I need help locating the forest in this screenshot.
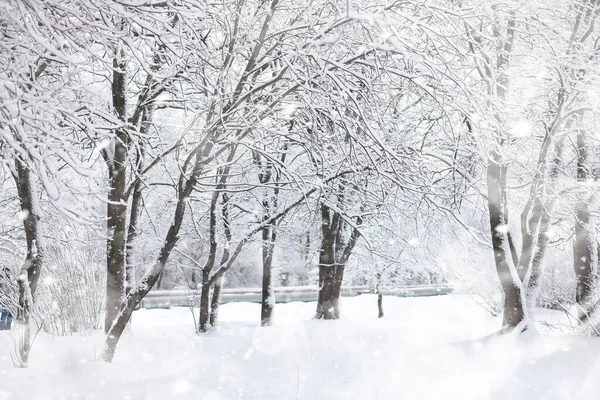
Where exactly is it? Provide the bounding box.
[1,0,600,398]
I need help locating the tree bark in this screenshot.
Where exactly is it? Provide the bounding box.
[486,153,527,330]
[101,137,216,361]
[198,193,217,333]
[316,204,340,319]
[209,192,232,328]
[125,107,152,293]
[104,45,129,333]
[573,132,596,306]
[315,204,362,320]
[14,159,44,299]
[14,274,32,367]
[13,159,44,368]
[198,269,212,333]
[573,200,595,305]
[261,227,276,326]
[101,149,351,361]
[198,150,236,332]
[377,293,384,318]
[209,274,224,327]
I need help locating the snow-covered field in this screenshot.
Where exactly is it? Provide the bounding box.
[1,294,599,400]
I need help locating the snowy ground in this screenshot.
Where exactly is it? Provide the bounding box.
[1,294,599,400]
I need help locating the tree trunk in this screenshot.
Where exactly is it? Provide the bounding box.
[13,159,44,368]
[105,155,128,333]
[209,275,224,327]
[315,203,362,320]
[102,177,196,361]
[125,105,154,293]
[525,205,552,308]
[125,154,144,294]
[102,134,216,362]
[377,293,384,318]
[197,190,219,333]
[198,269,211,333]
[208,191,233,328]
[486,153,527,330]
[14,159,44,298]
[261,226,276,326]
[316,204,341,319]
[105,48,128,334]
[573,132,596,306]
[316,264,340,319]
[574,199,596,305]
[14,274,32,368]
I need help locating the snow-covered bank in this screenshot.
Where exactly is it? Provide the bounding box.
[1,294,598,400]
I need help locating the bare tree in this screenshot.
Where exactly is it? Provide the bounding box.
[462,0,600,330]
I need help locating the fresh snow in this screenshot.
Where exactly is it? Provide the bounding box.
[1,294,599,400]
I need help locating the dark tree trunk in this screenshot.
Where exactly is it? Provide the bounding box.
[315,204,362,320]
[198,269,212,333]
[102,143,334,360]
[377,293,384,318]
[105,142,128,333]
[105,49,128,334]
[316,264,340,319]
[198,154,234,332]
[316,204,341,319]
[102,138,216,362]
[209,275,224,327]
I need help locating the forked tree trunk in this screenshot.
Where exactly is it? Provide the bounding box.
[198,154,235,333]
[486,153,527,330]
[315,204,362,320]
[198,192,217,333]
[102,148,341,361]
[102,136,215,362]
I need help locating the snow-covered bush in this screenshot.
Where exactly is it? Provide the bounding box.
[441,233,503,317]
[536,249,576,309]
[36,242,105,336]
[0,265,19,321]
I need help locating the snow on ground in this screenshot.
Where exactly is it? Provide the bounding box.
[1,294,599,400]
